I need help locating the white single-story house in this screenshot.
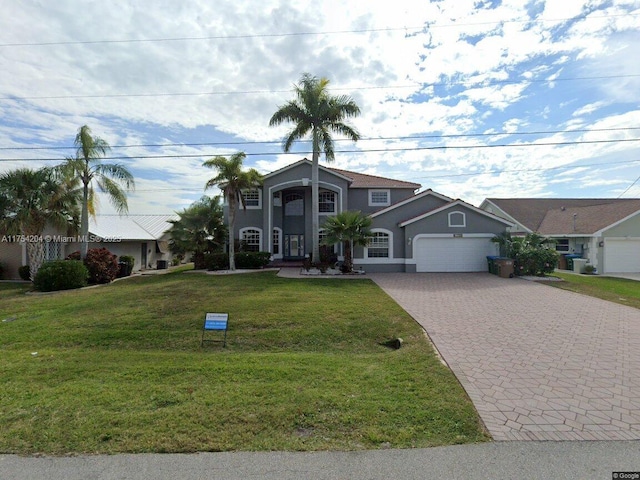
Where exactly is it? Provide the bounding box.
[0,214,178,280]
[480,198,640,274]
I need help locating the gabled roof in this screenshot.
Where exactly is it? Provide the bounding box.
[262,158,421,189]
[89,214,179,241]
[399,199,514,227]
[485,198,640,235]
[370,189,452,218]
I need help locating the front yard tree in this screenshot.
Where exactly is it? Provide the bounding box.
[203,152,262,271]
[321,210,372,273]
[269,73,361,263]
[167,195,227,269]
[61,125,135,259]
[0,167,81,280]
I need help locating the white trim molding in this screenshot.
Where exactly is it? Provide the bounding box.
[239,226,263,251]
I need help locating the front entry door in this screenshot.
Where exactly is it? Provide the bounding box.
[284,234,305,259]
[141,242,147,270]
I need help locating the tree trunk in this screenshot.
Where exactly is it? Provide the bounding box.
[228,193,236,271]
[344,240,352,273]
[80,180,89,259]
[26,238,45,281]
[311,136,320,263]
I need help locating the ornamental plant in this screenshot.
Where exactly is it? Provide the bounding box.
[84,247,119,284]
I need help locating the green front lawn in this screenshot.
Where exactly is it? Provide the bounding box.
[0,271,487,454]
[545,272,640,310]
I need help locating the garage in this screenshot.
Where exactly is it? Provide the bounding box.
[414,236,498,272]
[604,238,640,273]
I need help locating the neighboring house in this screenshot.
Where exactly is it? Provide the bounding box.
[0,214,177,279]
[229,158,512,272]
[480,198,640,274]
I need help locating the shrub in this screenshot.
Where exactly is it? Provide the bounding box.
[18,265,31,281]
[85,248,119,284]
[235,251,271,269]
[117,255,135,277]
[33,260,88,292]
[514,248,559,276]
[205,252,229,271]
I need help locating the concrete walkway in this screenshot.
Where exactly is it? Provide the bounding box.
[369,272,640,441]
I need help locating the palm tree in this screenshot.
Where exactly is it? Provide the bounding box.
[167,195,227,269]
[0,167,81,280]
[203,152,263,271]
[61,125,135,258]
[321,210,372,273]
[269,73,361,263]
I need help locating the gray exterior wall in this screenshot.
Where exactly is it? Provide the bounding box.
[0,242,24,280]
[347,187,418,215]
[601,213,640,237]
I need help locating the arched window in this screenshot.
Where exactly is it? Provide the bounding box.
[284,193,304,216]
[240,227,262,252]
[367,230,392,258]
[319,191,336,214]
[448,211,466,227]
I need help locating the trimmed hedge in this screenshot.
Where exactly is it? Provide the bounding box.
[34,260,88,292]
[235,251,271,269]
[203,251,271,270]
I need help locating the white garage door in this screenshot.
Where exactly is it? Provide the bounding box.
[604,238,640,273]
[415,236,498,272]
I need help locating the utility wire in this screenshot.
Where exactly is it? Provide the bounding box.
[3,74,639,101]
[122,158,640,193]
[1,138,639,162]
[1,127,638,151]
[0,13,636,47]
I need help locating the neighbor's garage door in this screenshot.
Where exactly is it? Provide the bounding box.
[415,236,498,272]
[604,238,640,273]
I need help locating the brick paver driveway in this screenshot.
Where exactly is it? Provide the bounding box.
[369,273,640,441]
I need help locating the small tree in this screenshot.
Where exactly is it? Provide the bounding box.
[321,210,372,273]
[167,196,227,269]
[493,232,559,276]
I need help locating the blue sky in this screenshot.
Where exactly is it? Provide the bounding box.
[1,0,639,215]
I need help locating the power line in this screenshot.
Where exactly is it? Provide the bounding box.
[1,127,638,151]
[0,13,635,48]
[1,138,639,162]
[122,158,640,193]
[3,74,639,102]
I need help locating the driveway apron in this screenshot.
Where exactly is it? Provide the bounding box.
[369,273,640,441]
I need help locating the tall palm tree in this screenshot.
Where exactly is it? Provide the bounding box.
[203,152,263,271]
[0,167,81,280]
[61,125,135,258]
[321,210,372,273]
[269,73,361,263]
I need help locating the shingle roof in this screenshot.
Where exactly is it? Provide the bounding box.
[487,198,640,234]
[328,167,421,189]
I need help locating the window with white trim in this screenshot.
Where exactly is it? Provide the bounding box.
[369,189,390,207]
[241,189,261,209]
[273,228,281,255]
[44,241,63,262]
[556,238,569,252]
[367,231,390,258]
[319,191,336,214]
[448,211,466,227]
[240,228,261,252]
[284,193,304,216]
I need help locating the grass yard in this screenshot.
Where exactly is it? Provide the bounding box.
[545,272,640,310]
[0,270,488,454]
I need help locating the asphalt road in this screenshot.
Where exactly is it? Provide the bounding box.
[2,442,639,480]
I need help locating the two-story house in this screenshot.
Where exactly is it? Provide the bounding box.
[229,159,512,273]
